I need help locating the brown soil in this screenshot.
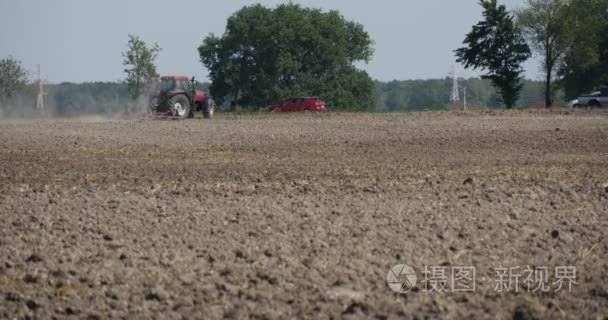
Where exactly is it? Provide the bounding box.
[0,110,607,319]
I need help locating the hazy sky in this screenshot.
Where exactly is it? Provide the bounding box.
[0,0,539,83]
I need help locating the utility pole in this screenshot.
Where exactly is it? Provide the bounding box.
[35,64,46,114]
[449,64,460,104]
[463,87,467,111]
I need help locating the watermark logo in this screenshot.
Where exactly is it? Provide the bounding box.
[387,264,578,294]
[387,264,417,293]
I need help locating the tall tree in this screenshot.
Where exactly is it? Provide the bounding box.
[122,35,161,101]
[455,0,531,109]
[0,56,28,110]
[517,0,570,107]
[558,0,608,99]
[198,3,374,110]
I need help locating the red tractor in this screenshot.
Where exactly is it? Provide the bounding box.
[149,76,215,119]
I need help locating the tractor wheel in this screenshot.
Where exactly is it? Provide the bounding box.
[203,99,215,119]
[168,94,191,120]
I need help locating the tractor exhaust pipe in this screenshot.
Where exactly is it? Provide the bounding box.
[190,77,196,105]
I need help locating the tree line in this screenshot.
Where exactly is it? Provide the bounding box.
[0,78,548,116]
[374,78,548,111]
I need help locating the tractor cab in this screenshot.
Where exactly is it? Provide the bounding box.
[159,76,192,93]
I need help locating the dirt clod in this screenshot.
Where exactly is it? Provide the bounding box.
[23,273,38,284]
[25,299,40,310]
[55,287,78,297]
[25,254,43,263]
[5,291,22,302]
[145,287,169,301]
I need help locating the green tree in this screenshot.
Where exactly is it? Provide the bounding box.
[517,0,571,107]
[455,0,531,109]
[0,56,28,109]
[122,35,161,101]
[558,0,608,99]
[198,3,374,110]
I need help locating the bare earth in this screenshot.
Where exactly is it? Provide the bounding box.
[0,110,607,319]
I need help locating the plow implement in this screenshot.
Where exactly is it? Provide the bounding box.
[153,109,188,120]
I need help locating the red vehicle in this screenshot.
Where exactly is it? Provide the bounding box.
[267,97,326,112]
[149,76,215,119]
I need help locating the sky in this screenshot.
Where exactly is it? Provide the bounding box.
[0,0,540,83]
